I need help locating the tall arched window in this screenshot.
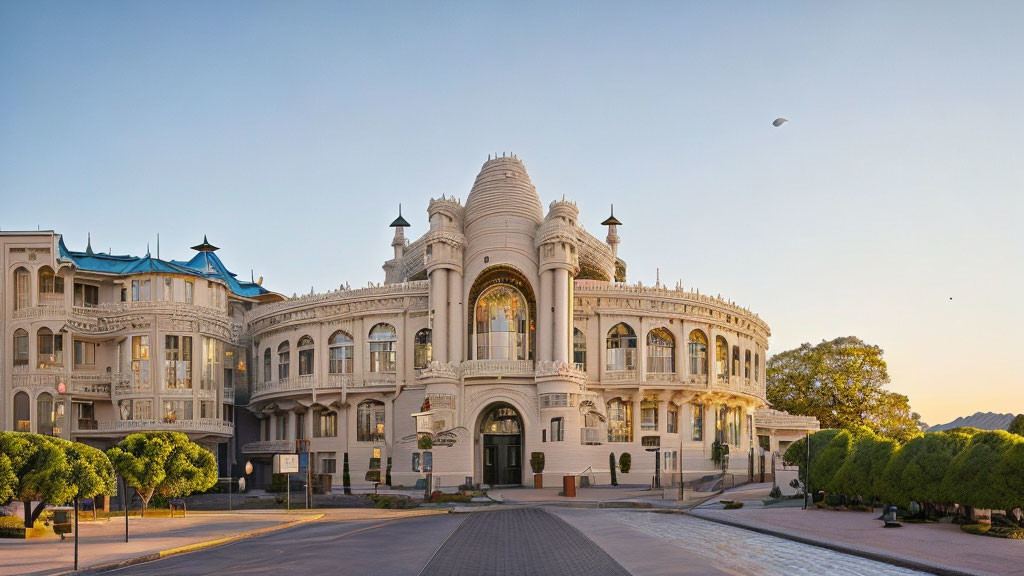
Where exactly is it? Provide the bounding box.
[14,267,30,310]
[37,328,64,369]
[715,336,729,380]
[38,266,64,297]
[688,330,708,376]
[605,323,637,372]
[744,350,751,379]
[13,329,28,366]
[14,391,30,432]
[37,392,55,436]
[414,329,432,369]
[277,341,290,380]
[368,324,397,373]
[573,328,587,369]
[263,349,272,383]
[607,398,632,442]
[473,285,528,360]
[297,336,314,376]
[646,328,675,374]
[357,400,385,442]
[755,353,760,382]
[329,331,354,374]
[732,346,740,378]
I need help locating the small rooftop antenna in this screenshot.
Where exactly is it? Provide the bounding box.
[157,234,160,259]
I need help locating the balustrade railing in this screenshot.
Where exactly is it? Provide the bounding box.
[460,360,534,377]
[604,369,637,382]
[325,373,353,389]
[241,440,294,454]
[70,374,111,396]
[12,373,60,388]
[360,372,397,387]
[94,418,233,435]
[113,372,152,395]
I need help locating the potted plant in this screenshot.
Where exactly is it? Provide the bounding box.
[530,452,545,488]
[619,452,632,474]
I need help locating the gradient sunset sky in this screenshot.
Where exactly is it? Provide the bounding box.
[2,2,1021,426]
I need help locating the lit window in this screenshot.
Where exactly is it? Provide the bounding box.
[607,398,632,443]
[573,328,586,369]
[473,285,529,361]
[36,328,64,369]
[314,410,338,437]
[667,403,678,434]
[357,400,385,442]
[606,323,637,372]
[688,330,708,376]
[692,405,704,441]
[716,337,729,380]
[298,335,314,376]
[14,268,30,310]
[278,341,290,380]
[646,328,675,374]
[329,331,354,374]
[414,329,432,369]
[641,398,659,431]
[368,324,396,373]
[13,329,28,366]
[164,335,193,389]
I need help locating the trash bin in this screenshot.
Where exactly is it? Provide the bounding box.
[562,475,576,498]
[51,506,74,540]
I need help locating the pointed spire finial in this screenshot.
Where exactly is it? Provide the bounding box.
[191,235,219,252]
[86,233,94,255]
[601,204,622,226]
[390,203,410,228]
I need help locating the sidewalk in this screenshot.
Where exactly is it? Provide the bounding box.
[0,511,318,576]
[692,499,1024,576]
[495,484,715,508]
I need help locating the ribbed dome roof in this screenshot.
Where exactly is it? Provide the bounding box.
[464,155,543,227]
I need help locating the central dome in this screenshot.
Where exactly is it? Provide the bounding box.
[464,155,544,228]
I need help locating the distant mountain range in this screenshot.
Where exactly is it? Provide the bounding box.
[926,412,1017,432]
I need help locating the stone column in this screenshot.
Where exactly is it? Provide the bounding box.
[448,270,463,363]
[537,270,553,362]
[268,414,278,442]
[631,392,643,443]
[286,411,295,442]
[553,268,569,363]
[431,269,448,364]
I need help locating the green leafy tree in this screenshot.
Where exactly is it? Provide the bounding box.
[0,453,15,504]
[107,432,216,515]
[880,428,976,509]
[1009,414,1024,437]
[767,337,924,442]
[997,440,1024,514]
[65,441,117,503]
[940,430,1022,512]
[831,433,897,503]
[783,429,841,488]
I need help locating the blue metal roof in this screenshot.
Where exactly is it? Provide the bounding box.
[58,237,270,298]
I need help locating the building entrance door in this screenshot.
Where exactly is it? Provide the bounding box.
[479,404,523,486]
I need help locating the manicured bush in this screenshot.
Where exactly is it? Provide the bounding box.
[831,433,897,503]
[619,453,632,474]
[941,431,1024,512]
[107,431,215,517]
[418,435,433,450]
[368,494,415,509]
[783,429,841,487]
[880,428,976,509]
[723,501,744,510]
[530,452,545,474]
[961,524,1024,539]
[810,429,856,494]
[609,453,617,486]
[342,453,351,495]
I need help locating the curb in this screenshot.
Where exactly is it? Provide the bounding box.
[686,511,979,576]
[70,513,324,574]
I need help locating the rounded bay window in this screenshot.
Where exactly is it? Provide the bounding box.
[473,285,529,361]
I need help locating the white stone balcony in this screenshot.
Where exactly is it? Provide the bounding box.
[69,373,111,397]
[604,369,638,383]
[81,418,233,436]
[12,372,63,389]
[112,372,152,396]
[241,439,294,455]
[461,360,535,379]
[359,372,397,387]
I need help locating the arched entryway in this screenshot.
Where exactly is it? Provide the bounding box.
[478,403,523,486]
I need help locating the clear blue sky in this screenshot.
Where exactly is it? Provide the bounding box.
[2,1,1022,425]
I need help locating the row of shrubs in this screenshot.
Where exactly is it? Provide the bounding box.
[783,427,1024,521]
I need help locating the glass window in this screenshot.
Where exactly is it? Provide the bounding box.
[368,324,396,373]
[414,329,432,369]
[74,341,96,366]
[37,328,64,369]
[755,354,760,382]
[319,452,337,474]
[202,337,222,390]
[278,341,290,380]
[14,268,30,310]
[185,280,194,304]
[607,398,632,443]
[480,405,522,434]
[716,336,729,380]
[36,392,55,436]
[692,404,704,441]
[163,277,173,301]
[14,391,31,432]
[162,400,192,422]
[132,279,151,302]
[13,329,29,366]
[606,323,637,372]
[132,336,150,388]
[298,335,315,376]
[164,335,193,389]
[744,350,751,379]
[550,417,564,442]
[667,403,678,434]
[329,331,354,374]
[641,398,658,431]
[295,412,305,440]
[646,328,675,374]
[473,285,528,360]
[357,400,385,442]
[200,400,215,419]
[263,349,272,383]
[314,410,337,437]
[688,330,708,376]
[573,328,586,369]
[73,283,99,307]
[38,267,63,295]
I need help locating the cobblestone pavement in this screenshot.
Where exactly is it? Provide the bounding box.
[420,508,630,576]
[552,508,930,576]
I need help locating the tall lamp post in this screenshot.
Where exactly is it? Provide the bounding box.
[803,430,811,509]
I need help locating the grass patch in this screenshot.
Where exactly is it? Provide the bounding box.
[961,524,1024,539]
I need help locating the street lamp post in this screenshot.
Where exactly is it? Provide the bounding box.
[803,430,811,510]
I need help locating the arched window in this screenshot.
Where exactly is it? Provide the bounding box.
[13,329,28,366]
[38,266,64,298]
[13,391,30,432]
[277,341,290,380]
[473,285,528,360]
[329,331,354,374]
[37,392,55,436]
[605,323,637,372]
[688,330,708,376]
[314,409,337,437]
[263,349,272,383]
[607,398,632,442]
[368,324,397,373]
[744,350,751,379]
[732,346,740,378]
[573,328,587,369]
[357,400,385,442]
[755,353,760,382]
[646,328,675,374]
[414,329,432,369]
[297,335,314,376]
[641,397,659,431]
[37,328,64,369]
[14,267,30,310]
[715,336,729,380]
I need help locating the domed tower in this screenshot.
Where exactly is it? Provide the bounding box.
[535,199,580,363]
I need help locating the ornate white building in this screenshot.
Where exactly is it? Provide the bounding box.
[1,154,817,488]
